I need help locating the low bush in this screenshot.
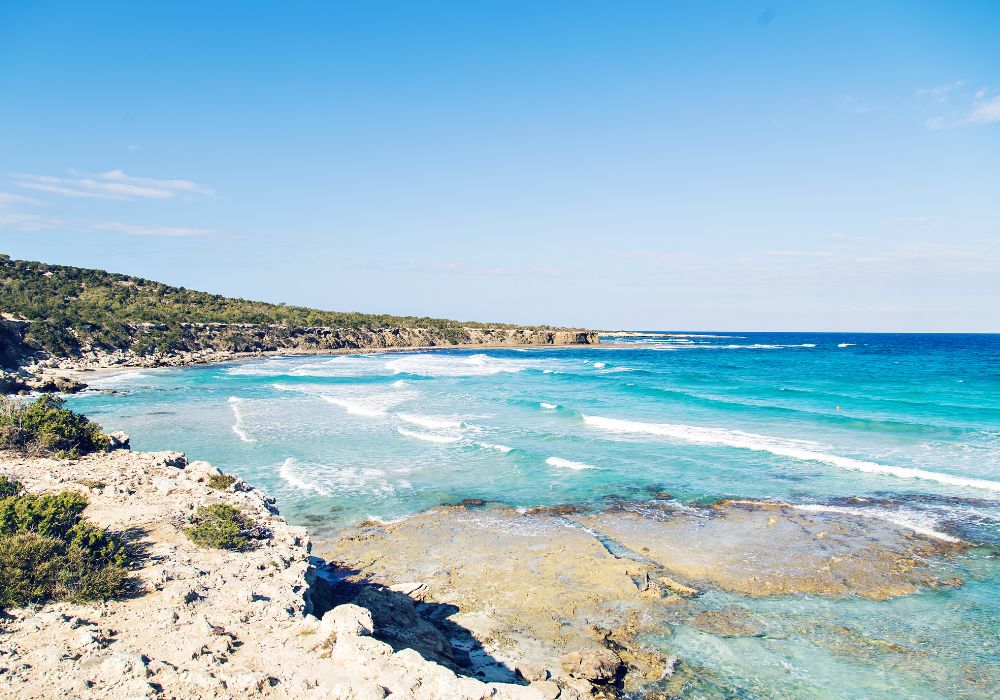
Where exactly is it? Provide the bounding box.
[206,473,236,491]
[185,503,263,551]
[0,395,109,457]
[0,477,131,608]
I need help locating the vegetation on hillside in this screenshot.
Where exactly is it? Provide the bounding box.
[0,395,110,458]
[0,254,545,358]
[0,476,131,608]
[185,503,265,551]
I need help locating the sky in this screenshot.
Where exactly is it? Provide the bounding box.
[1,1,998,332]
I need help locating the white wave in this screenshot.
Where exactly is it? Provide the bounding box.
[719,343,817,350]
[392,379,407,387]
[274,383,415,418]
[598,366,635,373]
[539,402,558,410]
[90,369,153,386]
[791,504,960,543]
[396,427,461,444]
[648,343,818,351]
[229,355,382,378]
[477,442,512,453]
[593,362,607,369]
[320,396,389,417]
[838,343,855,348]
[385,353,544,377]
[543,369,554,374]
[278,458,331,496]
[397,413,462,430]
[546,456,598,470]
[227,397,255,443]
[581,414,1000,493]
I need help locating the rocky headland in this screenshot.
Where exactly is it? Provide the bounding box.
[0,448,546,699]
[0,445,975,699]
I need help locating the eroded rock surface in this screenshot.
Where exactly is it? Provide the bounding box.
[0,451,542,699]
[322,501,964,696]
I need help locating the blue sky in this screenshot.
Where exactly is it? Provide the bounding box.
[1,1,998,331]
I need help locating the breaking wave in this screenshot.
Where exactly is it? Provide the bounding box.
[582,414,1000,493]
[546,456,598,470]
[227,397,255,443]
[278,458,331,496]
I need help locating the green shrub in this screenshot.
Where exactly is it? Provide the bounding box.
[185,503,261,551]
[0,478,131,608]
[0,395,109,456]
[206,473,236,491]
[0,475,21,498]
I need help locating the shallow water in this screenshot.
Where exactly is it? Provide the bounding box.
[67,332,1000,697]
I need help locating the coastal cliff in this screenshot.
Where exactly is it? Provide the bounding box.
[13,321,598,373]
[0,448,544,699]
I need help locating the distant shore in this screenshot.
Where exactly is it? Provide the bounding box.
[17,328,599,390]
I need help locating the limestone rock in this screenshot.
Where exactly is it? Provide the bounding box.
[558,649,623,683]
[0,448,534,699]
[107,431,131,450]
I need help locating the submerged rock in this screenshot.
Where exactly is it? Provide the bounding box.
[560,648,623,683]
[321,500,966,695]
[691,608,765,638]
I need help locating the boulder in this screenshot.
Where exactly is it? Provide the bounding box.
[53,375,87,393]
[320,604,375,640]
[107,431,131,451]
[559,648,623,683]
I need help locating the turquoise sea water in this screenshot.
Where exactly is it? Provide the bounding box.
[66,333,1000,698]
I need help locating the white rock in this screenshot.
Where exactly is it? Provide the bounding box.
[321,604,375,640]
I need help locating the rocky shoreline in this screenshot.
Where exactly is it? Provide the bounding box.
[0,446,975,699]
[0,448,545,699]
[321,500,966,697]
[0,319,598,395]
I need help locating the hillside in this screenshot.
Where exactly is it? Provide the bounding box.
[0,254,595,370]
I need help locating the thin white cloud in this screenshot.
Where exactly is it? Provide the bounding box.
[0,192,40,206]
[842,94,873,114]
[0,212,217,237]
[922,84,1000,129]
[965,95,1000,125]
[917,80,965,101]
[766,250,834,258]
[85,221,216,237]
[0,212,63,231]
[13,169,213,200]
[359,258,563,278]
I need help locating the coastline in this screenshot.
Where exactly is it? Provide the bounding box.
[0,448,546,699]
[15,330,600,389]
[1,446,970,699]
[10,332,998,697]
[50,342,599,390]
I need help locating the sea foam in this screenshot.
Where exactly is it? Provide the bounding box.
[477,442,513,453]
[546,456,598,470]
[397,413,462,430]
[227,397,255,443]
[396,427,461,444]
[791,503,960,542]
[582,414,1000,493]
[278,458,331,496]
[274,383,415,418]
[385,353,544,377]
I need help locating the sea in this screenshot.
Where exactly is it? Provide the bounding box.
[66,332,1000,698]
